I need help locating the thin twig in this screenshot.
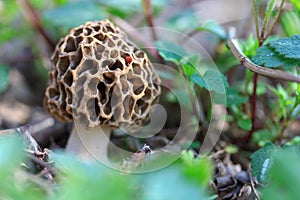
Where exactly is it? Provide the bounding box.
[265,0,286,39]
[227,27,300,83]
[142,0,157,41]
[18,125,41,154]
[17,0,55,50]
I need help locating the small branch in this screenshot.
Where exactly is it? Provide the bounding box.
[28,153,57,179]
[17,0,55,50]
[227,27,300,83]
[18,125,41,154]
[265,0,286,39]
[142,0,157,41]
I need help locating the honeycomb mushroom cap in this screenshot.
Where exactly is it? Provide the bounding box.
[44,20,161,128]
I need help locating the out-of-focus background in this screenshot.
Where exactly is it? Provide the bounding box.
[0,1,300,199]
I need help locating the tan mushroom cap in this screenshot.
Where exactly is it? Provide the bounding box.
[44,19,161,129]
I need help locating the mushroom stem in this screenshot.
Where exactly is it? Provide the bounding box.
[66,119,112,164]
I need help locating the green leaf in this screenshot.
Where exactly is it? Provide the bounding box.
[226,88,248,107]
[197,20,227,40]
[191,73,208,88]
[181,151,213,187]
[240,34,259,58]
[203,70,227,94]
[0,64,9,93]
[250,142,277,184]
[141,165,209,200]
[262,149,300,199]
[43,2,106,29]
[191,70,227,94]
[289,0,300,12]
[53,153,135,200]
[167,8,199,31]
[268,35,300,59]
[251,45,299,69]
[287,136,300,145]
[252,129,274,146]
[0,135,24,180]
[181,54,201,78]
[155,41,189,64]
[281,11,300,36]
[237,117,252,131]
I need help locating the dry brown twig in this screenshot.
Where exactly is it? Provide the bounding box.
[227,27,300,83]
[0,125,56,181]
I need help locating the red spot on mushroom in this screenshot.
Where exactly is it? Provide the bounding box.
[125,56,132,65]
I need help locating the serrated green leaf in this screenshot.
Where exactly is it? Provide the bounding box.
[155,41,189,64]
[191,73,208,88]
[43,2,106,29]
[250,142,277,183]
[203,70,226,94]
[226,88,248,107]
[191,70,227,94]
[237,117,252,131]
[0,64,9,93]
[197,20,227,40]
[252,45,299,69]
[268,35,300,59]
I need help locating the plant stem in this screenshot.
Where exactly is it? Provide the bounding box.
[247,72,258,142]
[247,0,287,142]
[251,0,260,40]
[142,0,157,41]
[265,0,286,39]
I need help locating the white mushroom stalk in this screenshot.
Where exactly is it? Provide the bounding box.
[44,20,161,163]
[66,119,111,164]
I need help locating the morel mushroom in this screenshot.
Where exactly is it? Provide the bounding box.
[44,20,161,162]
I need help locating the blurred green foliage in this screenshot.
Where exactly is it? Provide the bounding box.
[0,135,212,200]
